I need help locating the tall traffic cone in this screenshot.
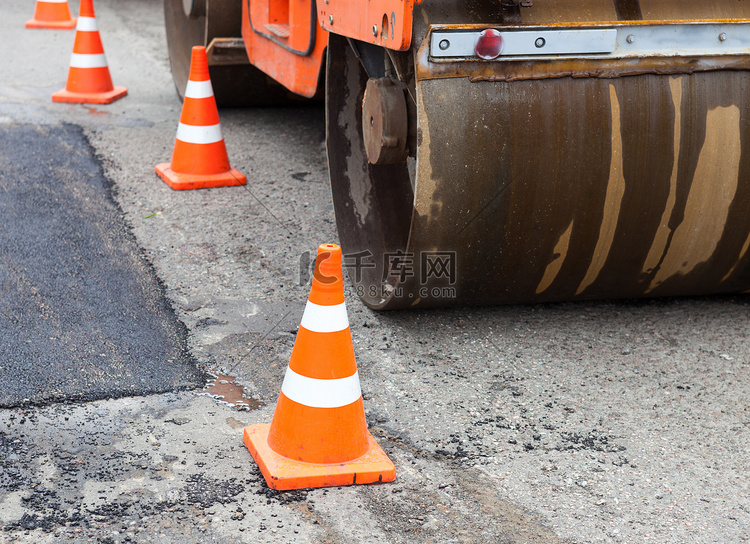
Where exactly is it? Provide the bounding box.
[51,0,127,104]
[26,0,76,29]
[244,244,396,490]
[155,46,246,190]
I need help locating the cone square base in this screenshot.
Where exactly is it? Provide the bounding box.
[155,163,247,190]
[52,86,128,104]
[244,424,396,491]
[26,18,77,29]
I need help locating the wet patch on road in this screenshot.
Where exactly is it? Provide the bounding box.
[0,123,206,407]
[198,372,265,410]
[198,330,294,402]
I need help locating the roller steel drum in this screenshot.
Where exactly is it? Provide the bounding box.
[327,0,750,309]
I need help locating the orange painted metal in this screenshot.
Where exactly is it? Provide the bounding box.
[241,0,327,97]
[240,0,416,96]
[319,0,416,51]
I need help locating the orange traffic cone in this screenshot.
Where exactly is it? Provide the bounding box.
[26,0,76,29]
[51,0,127,104]
[244,244,396,490]
[155,46,246,190]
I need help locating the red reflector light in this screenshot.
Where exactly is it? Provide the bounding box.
[475,29,504,60]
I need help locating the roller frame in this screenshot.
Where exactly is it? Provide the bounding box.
[165,0,750,309]
[164,0,302,106]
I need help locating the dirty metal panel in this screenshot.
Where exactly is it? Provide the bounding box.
[413,2,750,83]
[431,27,617,58]
[430,22,750,60]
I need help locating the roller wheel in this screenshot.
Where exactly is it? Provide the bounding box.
[326,22,750,309]
[326,35,418,310]
[164,0,299,107]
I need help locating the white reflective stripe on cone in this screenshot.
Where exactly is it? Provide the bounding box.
[69,53,108,68]
[175,123,223,145]
[280,367,361,409]
[300,301,349,333]
[185,80,214,99]
[42,0,69,3]
[76,16,98,31]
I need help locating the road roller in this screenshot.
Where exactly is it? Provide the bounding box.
[165,0,750,309]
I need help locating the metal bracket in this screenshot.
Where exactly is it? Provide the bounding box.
[430,22,750,61]
[206,38,249,66]
[499,0,531,25]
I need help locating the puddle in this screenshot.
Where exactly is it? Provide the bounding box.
[198,372,265,410]
[82,105,107,115]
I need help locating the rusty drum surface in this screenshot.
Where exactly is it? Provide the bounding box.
[327,0,750,309]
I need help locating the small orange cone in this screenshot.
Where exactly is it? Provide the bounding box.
[26,0,76,29]
[155,46,246,190]
[244,244,396,490]
[51,0,127,104]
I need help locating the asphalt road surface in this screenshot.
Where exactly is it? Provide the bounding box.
[0,123,203,406]
[1,1,749,543]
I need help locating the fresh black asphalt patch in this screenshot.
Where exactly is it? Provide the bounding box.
[0,124,205,407]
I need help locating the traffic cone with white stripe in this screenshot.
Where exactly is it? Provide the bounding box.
[244,244,396,490]
[155,46,246,190]
[51,0,127,104]
[26,0,76,29]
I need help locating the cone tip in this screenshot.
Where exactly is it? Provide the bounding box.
[78,0,95,17]
[189,46,210,82]
[309,243,344,305]
[318,243,341,254]
[315,244,343,273]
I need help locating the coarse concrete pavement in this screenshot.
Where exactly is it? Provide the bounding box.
[1,1,750,543]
